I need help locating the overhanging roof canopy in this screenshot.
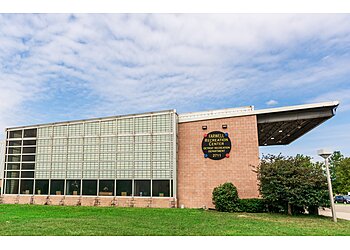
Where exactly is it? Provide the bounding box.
[178,101,339,146]
[256,101,339,146]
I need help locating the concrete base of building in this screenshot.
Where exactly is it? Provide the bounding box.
[0,195,177,208]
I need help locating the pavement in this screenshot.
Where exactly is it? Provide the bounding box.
[319,204,350,220]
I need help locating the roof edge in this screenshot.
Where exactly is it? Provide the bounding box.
[178,101,339,123]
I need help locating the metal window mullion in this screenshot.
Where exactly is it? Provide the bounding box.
[48,126,53,195]
[132,117,135,197]
[172,111,177,199]
[114,118,118,197]
[97,120,101,197]
[18,130,23,194]
[150,114,153,198]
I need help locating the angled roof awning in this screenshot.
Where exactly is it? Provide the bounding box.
[178,101,339,146]
[256,101,339,146]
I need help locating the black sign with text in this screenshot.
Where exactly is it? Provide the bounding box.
[202,131,231,160]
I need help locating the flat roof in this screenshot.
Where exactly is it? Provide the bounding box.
[6,109,177,131]
[5,101,339,146]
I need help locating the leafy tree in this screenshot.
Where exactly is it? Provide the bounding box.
[257,154,330,215]
[329,151,350,194]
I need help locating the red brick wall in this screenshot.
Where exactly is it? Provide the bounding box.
[177,115,260,208]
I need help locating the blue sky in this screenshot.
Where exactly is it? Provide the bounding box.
[0,14,350,160]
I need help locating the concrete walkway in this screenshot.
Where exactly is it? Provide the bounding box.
[319,204,350,220]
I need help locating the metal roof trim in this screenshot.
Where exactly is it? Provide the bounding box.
[178,101,339,123]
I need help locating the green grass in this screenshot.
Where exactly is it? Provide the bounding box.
[0,204,350,236]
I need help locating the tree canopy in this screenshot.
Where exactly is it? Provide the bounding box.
[329,151,350,195]
[257,154,329,215]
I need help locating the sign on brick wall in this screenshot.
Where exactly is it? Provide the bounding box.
[202,131,231,160]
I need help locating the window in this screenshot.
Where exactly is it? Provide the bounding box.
[66,180,81,195]
[21,163,35,170]
[7,155,21,162]
[6,171,19,178]
[53,125,67,137]
[68,123,83,137]
[9,140,21,146]
[99,180,114,196]
[23,147,36,154]
[5,180,19,194]
[35,180,49,195]
[152,180,170,197]
[24,128,37,138]
[82,180,97,196]
[134,180,151,197]
[9,130,22,138]
[23,140,36,146]
[20,180,34,194]
[6,163,20,170]
[22,155,36,162]
[116,180,132,196]
[21,171,34,178]
[85,122,100,136]
[50,180,64,195]
[8,147,21,154]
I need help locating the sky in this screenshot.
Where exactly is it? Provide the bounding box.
[0,13,350,160]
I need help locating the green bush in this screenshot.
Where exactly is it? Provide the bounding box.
[212,182,240,212]
[238,198,267,213]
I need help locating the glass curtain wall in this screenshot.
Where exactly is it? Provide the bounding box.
[2,111,176,197]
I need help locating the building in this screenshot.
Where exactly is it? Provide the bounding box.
[0,101,339,208]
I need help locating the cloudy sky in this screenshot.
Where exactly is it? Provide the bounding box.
[1,14,350,159]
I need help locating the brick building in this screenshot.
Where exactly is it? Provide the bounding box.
[0,101,339,208]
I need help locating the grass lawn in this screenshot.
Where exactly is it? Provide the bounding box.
[0,204,350,236]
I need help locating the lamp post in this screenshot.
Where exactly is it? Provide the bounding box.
[317,149,337,222]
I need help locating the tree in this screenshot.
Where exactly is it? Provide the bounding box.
[257,154,330,215]
[329,151,350,194]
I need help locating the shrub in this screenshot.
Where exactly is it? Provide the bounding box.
[212,182,240,212]
[238,198,267,213]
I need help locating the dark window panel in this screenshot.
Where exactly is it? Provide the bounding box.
[22,163,35,170]
[152,180,170,197]
[50,180,64,195]
[82,180,97,196]
[5,180,19,194]
[24,129,37,138]
[116,180,132,196]
[8,147,21,154]
[99,180,114,196]
[6,171,20,178]
[66,180,81,195]
[23,140,36,146]
[9,130,22,139]
[22,147,36,154]
[8,140,22,146]
[20,180,34,194]
[35,180,49,195]
[7,155,21,162]
[6,163,20,170]
[22,155,36,162]
[21,171,34,178]
[134,180,151,197]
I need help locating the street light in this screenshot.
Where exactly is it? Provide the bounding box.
[317,149,337,222]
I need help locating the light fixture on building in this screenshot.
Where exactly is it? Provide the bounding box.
[202,125,207,130]
[222,124,228,129]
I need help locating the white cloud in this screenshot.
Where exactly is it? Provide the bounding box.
[266,99,278,106]
[1,14,350,138]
